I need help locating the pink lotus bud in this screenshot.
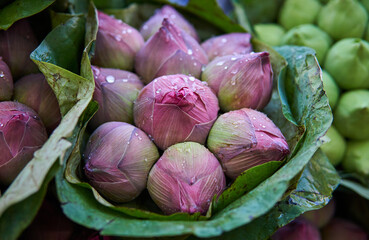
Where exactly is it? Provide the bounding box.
[13,73,61,134]
[135,19,208,84]
[207,108,289,179]
[202,52,273,112]
[0,57,13,101]
[140,5,199,42]
[92,11,144,71]
[147,142,226,215]
[84,122,159,203]
[0,101,47,185]
[302,199,335,228]
[134,74,219,150]
[201,33,253,61]
[271,218,321,240]
[322,218,368,240]
[89,66,144,129]
[0,19,39,79]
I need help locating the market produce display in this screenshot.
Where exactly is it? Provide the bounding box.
[0,0,363,239]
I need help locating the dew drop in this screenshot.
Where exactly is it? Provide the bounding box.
[122,30,127,34]
[221,38,227,43]
[156,88,161,94]
[106,75,115,83]
[122,79,128,82]
[144,158,148,162]
[187,49,193,55]
[262,125,266,128]
[231,69,238,75]
[0,123,3,127]
[189,76,195,82]
[113,35,122,41]
[127,29,132,33]
[224,66,228,70]
[252,117,256,120]
[231,57,237,61]
[193,62,197,66]
[179,57,183,61]
[216,61,224,66]
[0,72,4,78]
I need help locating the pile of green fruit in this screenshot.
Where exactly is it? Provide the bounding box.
[254,0,369,186]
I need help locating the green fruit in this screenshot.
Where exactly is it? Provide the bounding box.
[320,126,346,166]
[321,70,340,109]
[342,140,369,177]
[282,24,332,63]
[325,38,369,90]
[254,24,286,46]
[318,0,368,40]
[334,90,369,140]
[279,0,322,30]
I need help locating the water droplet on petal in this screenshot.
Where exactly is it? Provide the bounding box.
[189,77,195,81]
[187,49,193,55]
[216,61,224,66]
[127,29,132,33]
[221,38,227,43]
[106,75,115,83]
[0,72,4,78]
[224,66,228,70]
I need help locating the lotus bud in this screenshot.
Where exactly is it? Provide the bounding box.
[135,19,208,84]
[89,66,143,129]
[207,108,289,179]
[13,73,61,134]
[84,122,159,203]
[271,218,321,240]
[140,5,199,42]
[318,0,368,40]
[147,142,226,215]
[0,57,13,101]
[324,38,369,90]
[342,139,369,177]
[321,70,340,109]
[254,24,286,47]
[92,11,144,71]
[200,33,252,61]
[302,199,335,228]
[322,218,368,240]
[202,52,273,112]
[0,19,39,79]
[320,126,346,166]
[278,0,322,30]
[334,90,369,140]
[134,74,219,150]
[0,101,47,185]
[282,24,332,63]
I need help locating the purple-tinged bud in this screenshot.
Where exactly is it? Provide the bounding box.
[322,218,368,240]
[207,108,289,179]
[271,218,321,240]
[134,74,219,150]
[135,19,208,84]
[0,19,39,79]
[84,122,159,203]
[201,33,253,61]
[13,73,61,134]
[0,101,47,185]
[147,142,226,215]
[90,66,143,129]
[92,11,144,71]
[202,52,273,112]
[0,57,13,101]
[302,199,335,228]
[140,5,199,42]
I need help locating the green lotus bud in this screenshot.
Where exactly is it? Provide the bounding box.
[207,108,289,179]
[364,23,369,42]
[334,90,369,140]
[84,122,159,203]
[324,38,369,90]
[254,24,286,46]
[302,199,335,228]
[278,0,322,30]
[147,142,226,214]
[282,24,332,63]
[318,0,368,40]
[342,140,369,177]
[0,57,13,101]
[322,218,368,240]
[320,126,346,166]
[321,70,340,109]
[13,73,61,134]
